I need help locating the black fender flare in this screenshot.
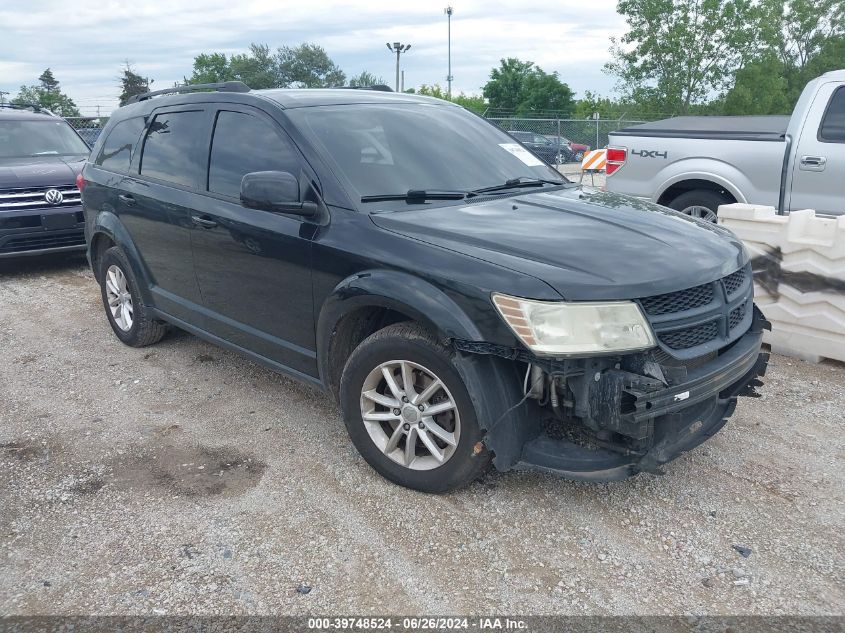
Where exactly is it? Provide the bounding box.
[316,270,483,387]
[90,211,154,305]
[316,270,536,470]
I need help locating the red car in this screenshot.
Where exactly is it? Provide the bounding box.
[562,137,590,161]
[545,136,590,162]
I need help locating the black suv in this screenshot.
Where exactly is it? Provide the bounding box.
[80,83,768,492]
[0,104,89,257]
[507,130,570,164]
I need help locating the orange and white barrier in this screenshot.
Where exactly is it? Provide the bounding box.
[580,149,607,172]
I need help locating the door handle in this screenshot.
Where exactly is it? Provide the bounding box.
[118,194,136,205]
[800,155,827,171]
[191,214,218,229]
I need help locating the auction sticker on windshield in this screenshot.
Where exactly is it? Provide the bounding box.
[498,143,544,166]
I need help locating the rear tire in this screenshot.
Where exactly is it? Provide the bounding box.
[340,322,491,493]
[668,189,731,223]
[99,246,168,347]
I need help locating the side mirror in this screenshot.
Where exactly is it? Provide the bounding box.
[240,171,318,217]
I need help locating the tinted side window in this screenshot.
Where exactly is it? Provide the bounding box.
[819,86,845,143]
[140,111,205,187]
[95,117,145,172]
[208,111,300,198]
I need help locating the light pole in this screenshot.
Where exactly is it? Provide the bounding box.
[386,42,411,92]
[444,6,453,100]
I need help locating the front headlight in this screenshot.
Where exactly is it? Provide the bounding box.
[492,293,655,356]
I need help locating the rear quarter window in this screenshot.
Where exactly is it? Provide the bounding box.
[819,86,845,143]
[95,117,145,172]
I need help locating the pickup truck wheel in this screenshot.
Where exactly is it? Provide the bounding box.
[668,190,729,222]
[340,323,491,493]
[99,246,168,347]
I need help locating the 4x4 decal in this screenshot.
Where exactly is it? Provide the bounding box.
[631,149,668,159]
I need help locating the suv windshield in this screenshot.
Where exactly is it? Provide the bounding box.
[0,120,90,158]
[288,104,565,204]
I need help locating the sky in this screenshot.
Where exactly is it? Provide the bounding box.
[0,0,627,117]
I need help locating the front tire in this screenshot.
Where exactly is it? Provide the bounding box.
[99,246,168,347]
[340,323,491,493]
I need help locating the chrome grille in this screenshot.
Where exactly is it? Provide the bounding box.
[0,186,82,210]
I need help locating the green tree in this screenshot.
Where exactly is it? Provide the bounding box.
[12,68,80,116]
[415,84,488,113]
[38,68,59,92]
[348,71,388,87]
[482,58,574,115]
[186,52,233,84]
[606,0,757,115]
[482,58,535,113]
[229,44,279,89]
[277,43,345,88]
[518,70,575,115]
[724,0,844,114]
[118,63,153,106]
[186,45,279,88]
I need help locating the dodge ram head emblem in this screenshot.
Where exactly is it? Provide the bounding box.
[44,189,64,205]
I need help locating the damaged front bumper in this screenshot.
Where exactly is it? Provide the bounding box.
[455,306,770,482]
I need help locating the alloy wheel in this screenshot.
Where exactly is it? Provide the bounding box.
[359,360,461,471]
[681,205,718,223]
[105,264,134,331]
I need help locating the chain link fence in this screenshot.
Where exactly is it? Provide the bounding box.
[65,116,109,148]
[486,117,646,163]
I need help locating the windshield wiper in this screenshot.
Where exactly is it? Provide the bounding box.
[471,177,565,195]
[361,189,473,203]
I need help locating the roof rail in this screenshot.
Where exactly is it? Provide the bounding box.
[336,85,394,92]
[0,102,57,116]
[127,81,251,105]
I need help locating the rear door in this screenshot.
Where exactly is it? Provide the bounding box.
[122,107,210,322]
[789,82,845,215]
[189,105,318,377]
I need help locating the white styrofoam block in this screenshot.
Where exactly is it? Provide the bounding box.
[718,204,845,363]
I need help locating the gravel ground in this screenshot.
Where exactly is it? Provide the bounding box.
[0,254,843,616]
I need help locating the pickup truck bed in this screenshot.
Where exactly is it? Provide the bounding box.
[614,116,790,141]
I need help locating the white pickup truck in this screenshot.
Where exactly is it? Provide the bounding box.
[606,69,845,220]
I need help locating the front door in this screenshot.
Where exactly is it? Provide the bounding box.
[789,82,845,215]
[190,106,318,377]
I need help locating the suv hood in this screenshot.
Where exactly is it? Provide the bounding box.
[0,156,86,190]
[370,187,748,300]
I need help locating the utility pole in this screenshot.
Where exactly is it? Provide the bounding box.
[386,42,411,93]
[401,70,405,93]
[444,6,453,100]
[0,91,8,106]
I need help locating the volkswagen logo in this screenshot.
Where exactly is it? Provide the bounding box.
[44,189,64,205]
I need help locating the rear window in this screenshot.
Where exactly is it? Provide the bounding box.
[819,86,845,143]
[139,110,205,188]
[96,117,145,172]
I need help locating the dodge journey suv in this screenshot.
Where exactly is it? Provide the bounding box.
[80,82,768,492]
